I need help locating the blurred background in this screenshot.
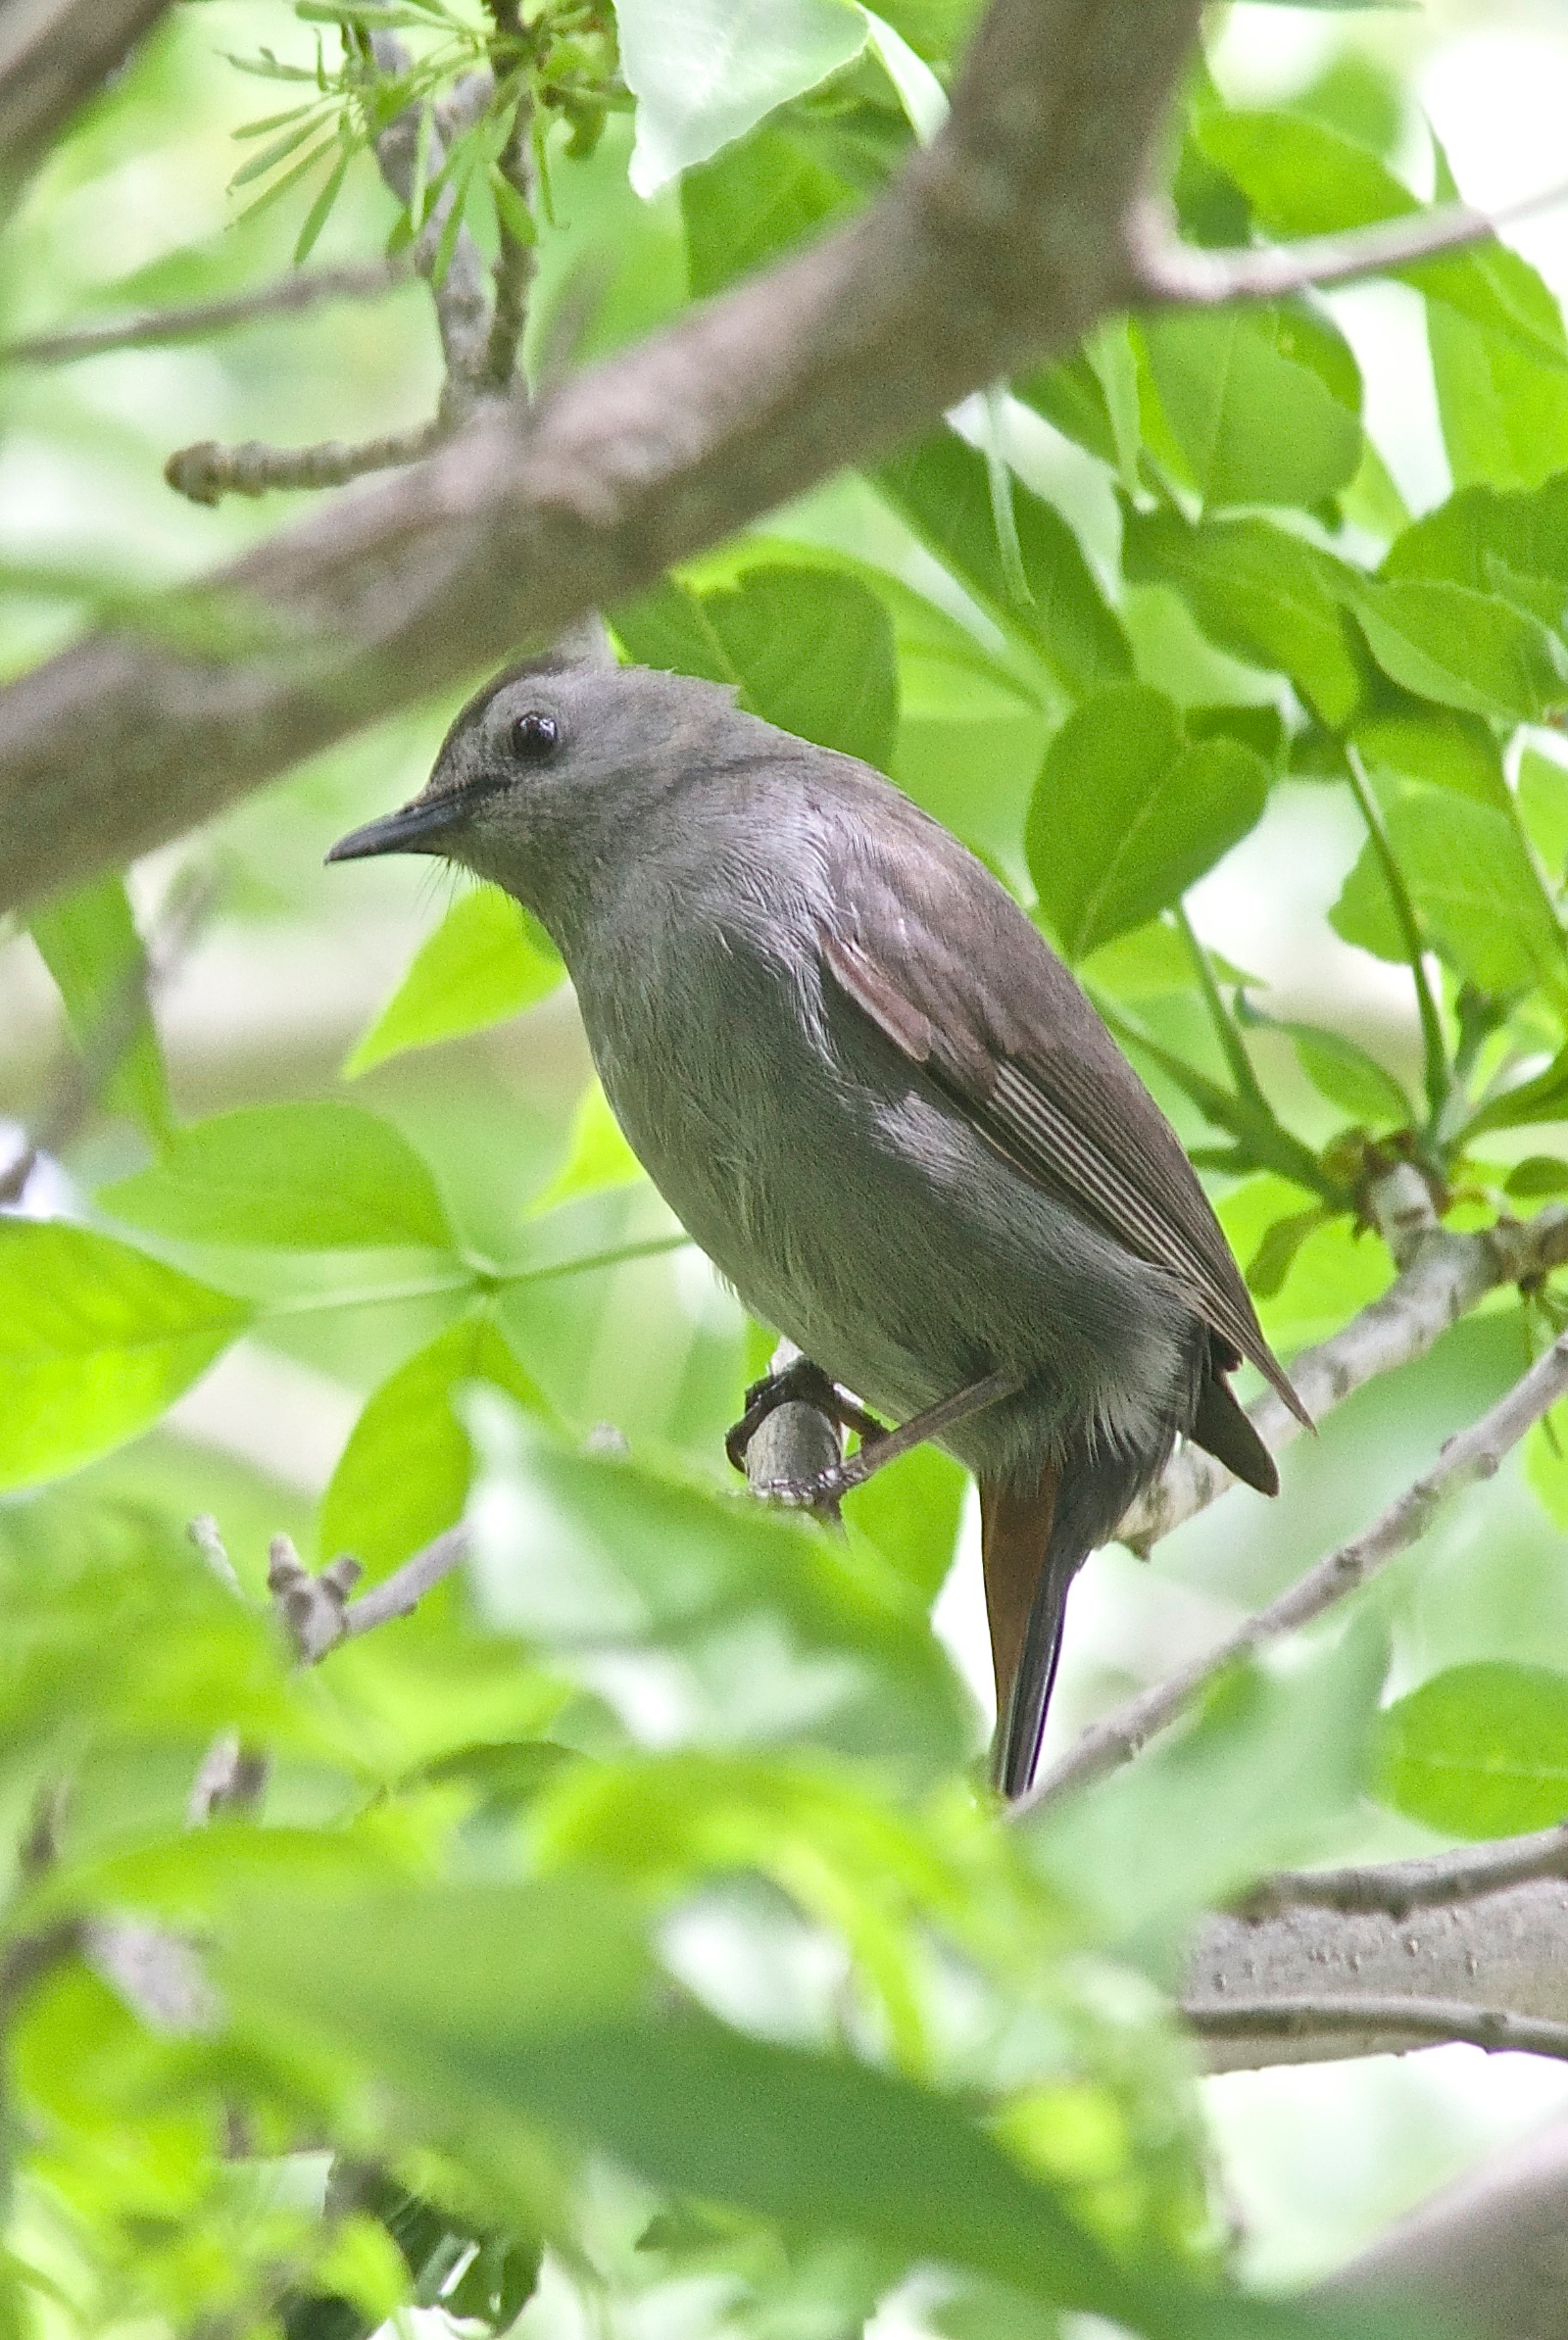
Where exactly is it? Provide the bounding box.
[6,0,1568,2296]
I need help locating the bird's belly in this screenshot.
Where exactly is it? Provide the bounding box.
[592,999,1195,1481]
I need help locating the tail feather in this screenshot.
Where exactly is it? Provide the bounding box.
[981,1470,1075,1800]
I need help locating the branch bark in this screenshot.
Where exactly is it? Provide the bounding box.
[1311,2116,1568,2340]
[0,0,1202,910]
[0,0,173,218]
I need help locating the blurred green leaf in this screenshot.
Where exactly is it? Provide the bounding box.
[844,1442,967,1608]
[466,1393,974,1778]
[1429,302,1568,496]
[0,1223,251,1491]
[613,567,899,767]
[347,887,565,1077]
[1351,579,1568,721]
[1138,306,1361,511]
[529,1078,645,1216]
[616,0,867,195]
[1352,705,1509,809]
[681,121,853,295]
[1518,747,1568,877]
[1462,1045,1568,1136]
[318,1313,548,1580]
[1122,510,1367,728]
[1027,685,1270,959]
[1383,474,1568,594]
[224,1885,1174,2336]
[1024,1623,1386,1954]
[1332,792,1568,1002]
[1280,1023,1412,1125]
[879,433,1131,697]
[28,875,172,1144]
[1375,1661,1568,1836]
[100,1102,454,1249]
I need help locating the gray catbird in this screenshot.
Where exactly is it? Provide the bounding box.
[330,655,1306,1795]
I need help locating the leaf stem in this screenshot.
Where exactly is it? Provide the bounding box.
[258,1232,692,1320]
[1174,902,1269,1111]
[1344,745,1449,1136]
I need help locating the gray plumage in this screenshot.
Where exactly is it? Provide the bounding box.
[329,658,1304,1795]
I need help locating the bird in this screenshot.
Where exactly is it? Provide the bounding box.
[329,654,1306,1796]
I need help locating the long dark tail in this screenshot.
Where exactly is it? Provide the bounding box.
[980,1470,1076,1800]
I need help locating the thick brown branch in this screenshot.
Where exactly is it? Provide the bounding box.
[1026,1330,1568,1808]
[0,0,1200,910]
[1,261,411,367]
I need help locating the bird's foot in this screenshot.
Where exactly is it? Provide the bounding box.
[724,1359,885,1477]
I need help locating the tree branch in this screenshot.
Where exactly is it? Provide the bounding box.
[1188,1992,1568,2064]
[0,0,1201,909]
[163,44,502,510]
[1311,2116,1568,2340]
[1117,1197,1568,1554]
[0,0,173,219]
[0,261,411,367]
[1026,1330,1568,1808]
[1236,1828,1568,1922]
[1130,171,1568,307]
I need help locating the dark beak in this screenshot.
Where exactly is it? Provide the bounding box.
[326,795,464,863]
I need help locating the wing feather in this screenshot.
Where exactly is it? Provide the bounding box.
[817,827,1307,1428]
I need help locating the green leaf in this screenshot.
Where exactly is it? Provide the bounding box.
[1280,1023,1412,1125]
[318,1314,548,1579]
[1197,110,1568,369]
[1352,705,1509,809]
[1375,1662,1568,1836]
[1332,792,1568,1002]
[294,138,352,264]
[346,888,564,1076]
[681,122,853,297]
[1024,1621,1386,1951]
[843,1442,967,1608]
[616,0,868,196]
[1382,474,1568,594]
[27,875,172,1143]
[878,432,1132,697]
[1461,1046,1568,1137]
[1122,510,1367,729]
[0,1223,251,1490]
[529,1078,644,1216]
[1026,685,1270,960]
[99,1102,454,1249]
[1429,302,1568,495]
[1137,306,1361,511]
[1519,747,1568,877]
[466,1394,973,1777]
[1350,578,1568,721]
[615,567,899,768]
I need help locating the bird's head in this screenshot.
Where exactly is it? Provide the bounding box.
[326,656,753,936]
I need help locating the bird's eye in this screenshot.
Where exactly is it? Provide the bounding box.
[511,710,560,762]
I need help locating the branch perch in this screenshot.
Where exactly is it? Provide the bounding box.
[1,261,411,368]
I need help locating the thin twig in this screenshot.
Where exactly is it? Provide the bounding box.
[483,6,534,390]
[1132,171,1568,307]
[1024,1330,1568,1810]
[165,419,448,507]
[1117,1194,1568,1554]
[1184,1991,1568,2064]
[339,1523,471,1639]
[1,260,411,367]
[1236,1827,1568,1923]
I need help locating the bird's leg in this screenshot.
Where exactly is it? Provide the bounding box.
[725,1354,885,1475]
[752,1367,1024,1512]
